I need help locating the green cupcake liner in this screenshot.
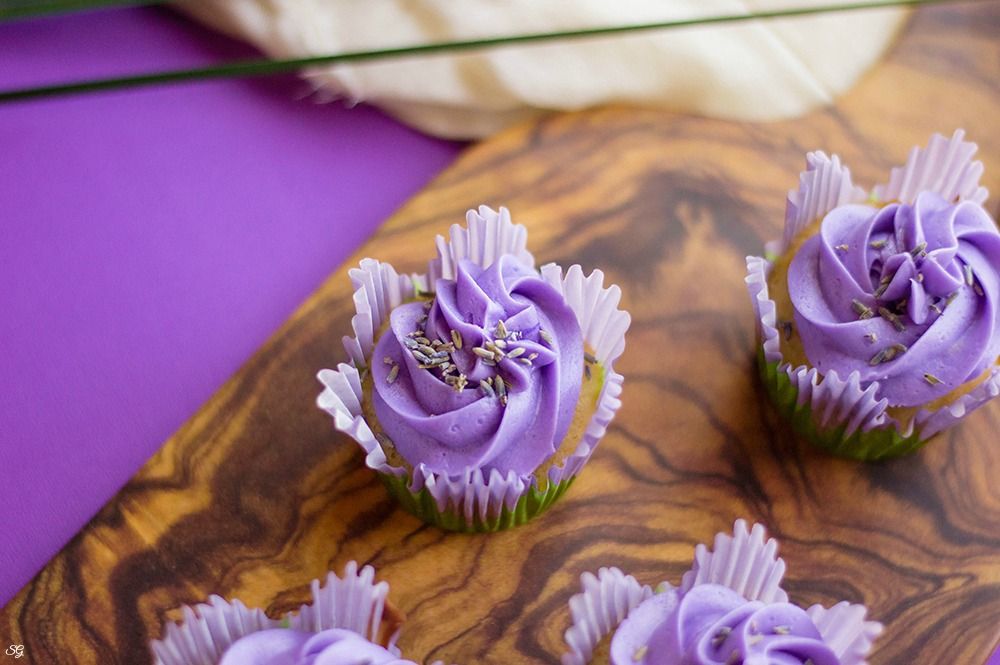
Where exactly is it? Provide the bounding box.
[379,473,576,533]
[758,352,930,461]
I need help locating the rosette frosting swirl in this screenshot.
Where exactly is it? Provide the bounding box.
[610,585,837,665]
[787,191,1000,407]
[218,628,415,665]
[370,254,583,475]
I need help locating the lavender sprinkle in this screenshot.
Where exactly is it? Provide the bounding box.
[485,341,505,359]
[851,299,874,319]
[472,347,496,361]
[878,306,906,332]
[711,627,731,648]
[494,375,507,405]
[870,343,907,366]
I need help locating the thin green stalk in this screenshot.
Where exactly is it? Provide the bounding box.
[0,0,980,104]
[0,0,164,21]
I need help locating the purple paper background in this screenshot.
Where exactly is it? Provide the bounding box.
[0,7,461,607]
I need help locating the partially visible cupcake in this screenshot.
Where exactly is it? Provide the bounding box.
[215,629,413,665]
[746,130,1000,460]
[318,206,629,531]
[562,520,882,665]
[150,562,419,665]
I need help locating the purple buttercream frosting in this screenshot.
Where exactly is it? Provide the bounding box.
[787,191,1000,407]
[610,585,838,665]
[217,628,415,665]
[369,254,583,475]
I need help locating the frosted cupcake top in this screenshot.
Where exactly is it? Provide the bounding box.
[370,254,583,476]
[217,628,415,665]
[609,585,838,665]
[788,190,1000,407]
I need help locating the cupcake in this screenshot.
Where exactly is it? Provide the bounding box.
[746,130,1000,459]
[317,206,629,531]
[562,520,882,665]
[150,562,420,665]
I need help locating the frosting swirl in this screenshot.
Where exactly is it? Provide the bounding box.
[787,191,1000,407]
[610,585,838,665]
[217,628,415,665]
[370,255,583,475]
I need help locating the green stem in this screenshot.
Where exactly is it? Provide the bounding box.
[0,0,977,104]
[0,0,164,21]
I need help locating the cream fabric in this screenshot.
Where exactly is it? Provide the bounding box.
[177,0,907,139]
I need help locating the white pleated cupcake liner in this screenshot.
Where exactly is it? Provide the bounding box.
[679,520,788,603]
[562,520,882,665]
[747,130,998,451]
[873,129,988,207]
[774,150,868,258]
[806,601,884,665]
[150,561,403,665]
[317,205,630,527]
[561,568,653,665]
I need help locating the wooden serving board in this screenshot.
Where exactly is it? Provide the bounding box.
[3,3,999,663]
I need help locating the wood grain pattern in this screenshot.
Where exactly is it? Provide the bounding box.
[3,3,999,663]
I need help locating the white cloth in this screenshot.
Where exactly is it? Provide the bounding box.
[177,0,907,139]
